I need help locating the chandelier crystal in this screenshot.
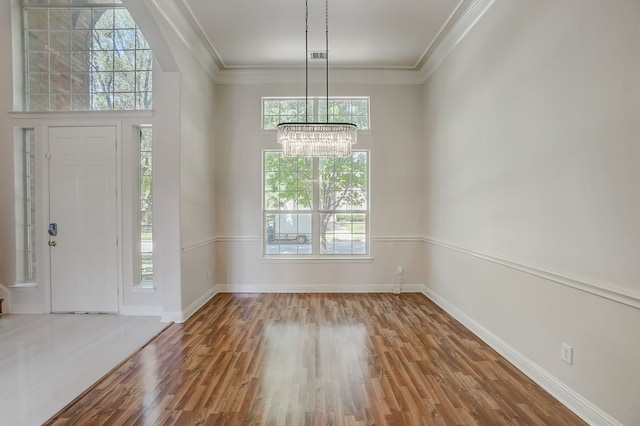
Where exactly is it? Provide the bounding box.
[277,123,357,157]
[277,0,357,157]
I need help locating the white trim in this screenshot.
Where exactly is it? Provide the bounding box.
[150,0,221,79]
[413,0,467,69]
[165,0,494,85]
[181,237,216,253]
[0,283,10,314]
[161,287,217,323]
[8,282,38,290]
[421,286,622,426]
[9,110,154,120]
[131,285,156,293]
[6,303,47,314]
[424,237,640,310]
[260,256,374,263]
[371,236,425,243]
[214,236,260,243]
[215,236,425,244]
[419,0,496,82]
[215,67,426,85]
[215,283,425,294]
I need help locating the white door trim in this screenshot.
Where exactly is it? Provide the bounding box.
[41,122,124,314]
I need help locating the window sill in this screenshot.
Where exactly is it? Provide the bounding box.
[261,256,374,263]
[10,283,38,291]
[132,284,156,293]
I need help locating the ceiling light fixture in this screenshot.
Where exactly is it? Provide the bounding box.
[276,0,357,157]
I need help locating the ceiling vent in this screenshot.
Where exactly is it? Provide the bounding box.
[309,51,327,60]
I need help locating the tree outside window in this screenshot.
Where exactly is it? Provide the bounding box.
[23,2,152,111]
[264,151,369,256]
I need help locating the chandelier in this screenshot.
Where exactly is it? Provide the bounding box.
[277,0,357,157]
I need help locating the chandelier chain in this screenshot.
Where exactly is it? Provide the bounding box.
[325,0,329,123]
[305,0,309,121]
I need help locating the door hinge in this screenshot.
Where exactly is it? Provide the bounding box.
[46,152,51,160]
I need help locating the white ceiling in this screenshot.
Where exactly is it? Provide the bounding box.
[178,0,469,71]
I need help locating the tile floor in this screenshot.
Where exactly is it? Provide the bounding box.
[0,313,167,426]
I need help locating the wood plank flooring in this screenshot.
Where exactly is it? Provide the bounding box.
[46,293,585,425]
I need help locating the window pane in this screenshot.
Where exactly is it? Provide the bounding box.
[319,153,368,211]
[262,98,313,130]
[15,129,37,283]
[24,5,152,111]
[263,153,312,210]
[320,213,367,255]
[265,213,312,254]
[140,127,153,282]
[263,149,369,256]
[317,98,370,130]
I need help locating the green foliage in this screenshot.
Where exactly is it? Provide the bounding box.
[318,153,367,249]
[139,128,153,227]
[264,151,368,252]
[89,7,152,110]
[264,153,312,210]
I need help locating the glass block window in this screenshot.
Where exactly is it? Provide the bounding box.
[23,0,152,111]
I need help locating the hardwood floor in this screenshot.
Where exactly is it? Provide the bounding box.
[46,294,585,425]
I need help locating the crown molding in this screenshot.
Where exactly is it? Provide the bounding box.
[419,0,496,82]
[149,0,221,80]
[214,67,426,85]
[148,0,494,85]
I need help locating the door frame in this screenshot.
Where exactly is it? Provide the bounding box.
[41,121,124,314]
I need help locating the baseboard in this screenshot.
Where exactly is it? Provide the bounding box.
[421,286,621,426]
[8,303,47,314]
[0,283,9,314]
[161,286,217,323]
[120,305,163,317]
[214,283,426,294]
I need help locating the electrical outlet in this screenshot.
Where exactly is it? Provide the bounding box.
[397,265,403,275]
[561,343,573,365]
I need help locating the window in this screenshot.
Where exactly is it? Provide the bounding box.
[139,127,153,283]
[262,97,370,130]
[23,0,152,111]
[263,151,369,256]
[14,129,36,283]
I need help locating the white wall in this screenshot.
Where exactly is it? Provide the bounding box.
[177,44,217,315]
[128,0,219,321]
[213,82,426,291]
[422,1,640,424]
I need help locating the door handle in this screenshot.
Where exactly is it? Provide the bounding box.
[48,241,57,247]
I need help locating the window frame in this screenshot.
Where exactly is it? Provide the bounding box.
[22,1,153,112]
[262,149,371,259]
[135,125,153,288]
[262,96,371,131]
[14,128,37,284]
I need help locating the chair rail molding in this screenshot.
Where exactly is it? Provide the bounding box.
[424,237,640,310]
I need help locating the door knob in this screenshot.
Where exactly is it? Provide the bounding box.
[49,241,57,247]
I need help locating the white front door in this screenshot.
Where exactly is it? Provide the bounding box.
[49,126,118,313]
